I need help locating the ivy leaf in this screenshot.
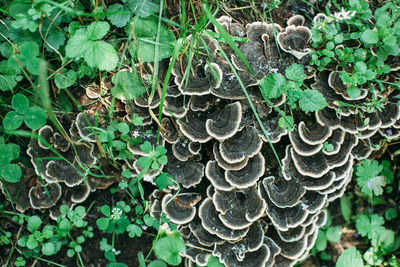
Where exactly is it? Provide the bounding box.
[285,63,306,83]
[154,236,186,266]
[128,0,160,18]
[54,69,77,89]
[356,214,385,240]
[298,89,327,112]
[24,106,47,130]
[259,73,286,99]
[107,4,131,28]
[360,29,379,44]
[128,17,175,62]
[336,247,365,267]
[111,70,146,100]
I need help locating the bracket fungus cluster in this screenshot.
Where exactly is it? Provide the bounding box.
[4,11,399,267]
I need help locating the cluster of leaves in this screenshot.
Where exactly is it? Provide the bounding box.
[0,137,21,183]
[259,63,327,128]
[310,0,400,98]
[16,205,93,261]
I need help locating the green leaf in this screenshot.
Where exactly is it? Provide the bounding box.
[111,70,146,100]
[42,242,56,256]
[298,89,327,112]
[3,111,24,130]
[347,85,361,99]
[1,164,22,183]
[54,69,77,89]
[340,194,351,223]
[27,215,42,232]
[315,230,327,251]
[278,116,294,131]
[285,63,306,83]
[96,218,110,231]
[127,224,143,238]
[84,41,119,71]
[360,29,379,44]
[107,4,131,28]
[356,214,385,239]
[382,35,397,47]
[24,106,47,130]
[12,94,29,114]
[140,141,152,154]
[206,255,224,267]
[356,159,385,196]
[148,260,167,267]
[326,226,342,243]
[259,73,286,99]
[0,144,13,165]
[101,205,111,217]
[45,30,66,52]
[157,155,168,166]
[155,173,169,190]
[336,247,364,267]
[118,122,130,135]
[87,21,110,40]
[138,156,152,169]
[26,235,38,249]
[128,17,176,62]
[65,29,90,58]
[20,41,39,58]
[128,0,160,18]
[154,236,186,266]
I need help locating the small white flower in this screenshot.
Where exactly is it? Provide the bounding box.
[110,207,123,221]
[133,130,140,138]
[334,7,356,21]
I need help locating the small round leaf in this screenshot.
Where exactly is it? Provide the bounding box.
[12,94,29,114]
[24,106,47,129]
[3,111,23,130]
[1,163,22,182]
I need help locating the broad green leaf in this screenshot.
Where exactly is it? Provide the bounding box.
[1,164,22,183]
[336,247,364,267]
[42,242,56,256]
[27,215,42,232]
[259,73,286,99]
[363,247,383,266]
[140,141,152,154]
[360,29,379,44]
[128,0,160,18]
[298,89,327,112]
[155,173,168,190]
[206,255,224,267]
[20,41,39,58]
[314,230,327,251]
[347,85,361,99]
[26,235,38,249]
[111,70,146,100]
[128,17,175,62]
[127,224,143,238]
[101,205,111,217]
[326,226,342,243]
[45,30,66,52]
[24,106,47,130]
[154,236,186,266]
[96,217,110,230]
[285,63,306,83]
[12,94,29,114]
[340,194,351,223]
[148,260,167,267]
[356,214,385,239]
[3,111,24,130]
[84,41,119,71]
[382,35,397,47]
[138,156,152,169]
[0,73,22,91]
[87,21,110,40]
[107,4,131,28]
[65,29,90,59]
[356,159,384,196]
[0,144,13,165]
[54,69,77,89]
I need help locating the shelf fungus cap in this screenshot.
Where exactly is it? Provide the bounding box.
[164,158,204,188]
[178,110,212,143]
[213,222,265,263]
[298,121,332,145]
[290,147,329,178]
[29,182,62,209]
[213,143,249,171]
[46,160,86,187]
[289,130,323,156]
[262,175,306,208]
[277,25,312,59]
[74,112,98,143]
[189,218,222,247]
[205,160,234,191]
[219,126,263,164]
[162,193,201,225]
[206,102,242,141]
[199,198,249,241]
[214,244,270,267]
[225,153,265,189]
[70,182,91,203]
[213,186,266,230]
[287,15,305,27]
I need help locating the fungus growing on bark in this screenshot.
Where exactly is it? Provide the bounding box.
[214,244,270,267]
[205,160,234,191]
[298,121,332,145]
[262,175,306,208]
[178,109,212,143]
[289,130,323,156]
[277,25,312,59]
[212,186,266,230]
[213,143,249,171]
[287,15,305,27]
[29,182,62,209]
[206,102,242,141]
[161,193,201,224]
[164,158,204,188]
